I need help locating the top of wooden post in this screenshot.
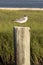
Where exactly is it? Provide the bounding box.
[14,26,30,30]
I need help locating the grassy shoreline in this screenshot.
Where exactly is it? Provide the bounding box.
[0,10,43,65]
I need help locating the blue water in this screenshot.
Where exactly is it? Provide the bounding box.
[0,1,43,8]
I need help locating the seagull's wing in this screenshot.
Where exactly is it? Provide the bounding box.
[15,16,28,23]
[17,17,25,21]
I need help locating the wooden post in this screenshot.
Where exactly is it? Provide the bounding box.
[14,26,30,65]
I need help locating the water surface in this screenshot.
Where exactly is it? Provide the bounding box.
[0,1,43,8]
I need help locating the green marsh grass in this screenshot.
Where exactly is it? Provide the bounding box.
[0,10,43,65]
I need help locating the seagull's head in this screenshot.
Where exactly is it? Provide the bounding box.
[24,15,28,19]
[24,15,28,17]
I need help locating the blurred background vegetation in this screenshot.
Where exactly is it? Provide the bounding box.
[0,10,43,65]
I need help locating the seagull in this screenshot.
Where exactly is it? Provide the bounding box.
[15,15,28,23]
